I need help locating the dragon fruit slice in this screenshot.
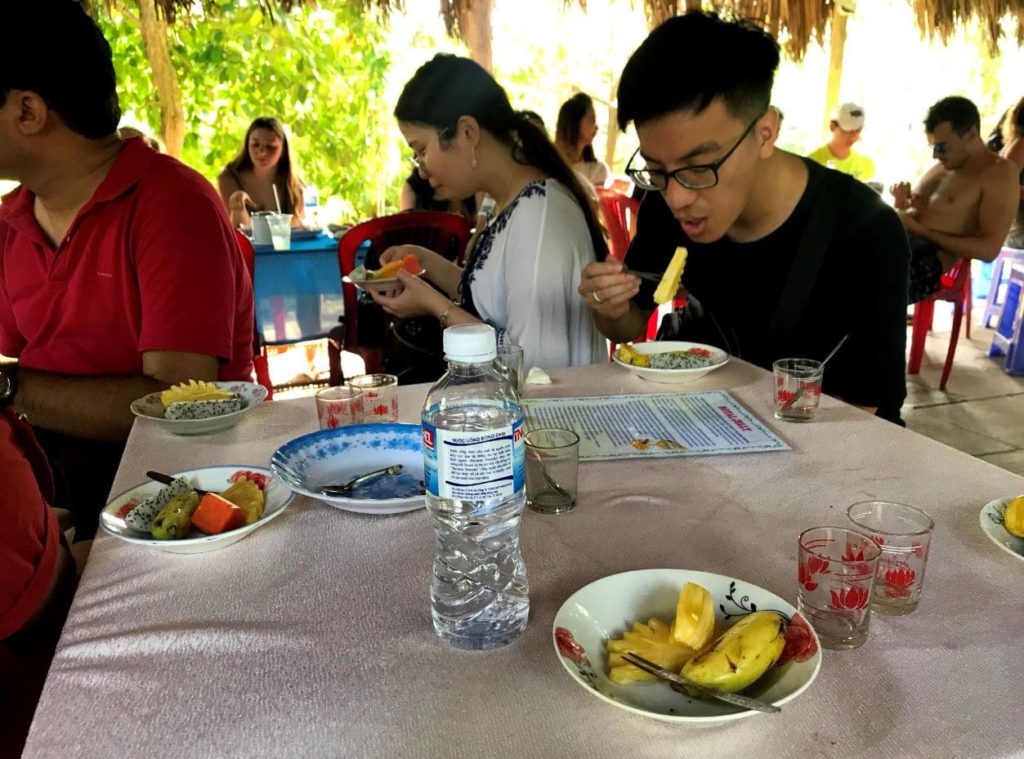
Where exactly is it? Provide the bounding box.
[124,478,193,532]
[164,396,243,420]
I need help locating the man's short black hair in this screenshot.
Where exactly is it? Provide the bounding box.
[0,0,120,139]
[924,96,980,136]
[617,12,779,130]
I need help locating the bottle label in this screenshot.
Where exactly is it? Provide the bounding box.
[422,418,525,501]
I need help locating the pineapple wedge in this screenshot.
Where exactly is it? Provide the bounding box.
[606,618,696,684]
[219,477,265,524]
[671,582,716,650]
[161,380,234,408]
[653,246,688,305]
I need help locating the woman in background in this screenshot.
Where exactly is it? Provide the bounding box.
[218,117,303,228]
[1000,97,1024,249]
[555,92,610,188]
[370,54,607,369]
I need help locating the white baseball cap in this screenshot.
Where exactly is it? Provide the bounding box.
[831,102,865,131]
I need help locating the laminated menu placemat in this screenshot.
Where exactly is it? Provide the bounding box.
[523,391,788,460]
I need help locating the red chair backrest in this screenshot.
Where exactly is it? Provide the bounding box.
[233,231,272,399]
[596,189,640,262]
[933,259,971,303]
[337,211,472,352]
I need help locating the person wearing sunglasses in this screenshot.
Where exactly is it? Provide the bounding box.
[807,102,876,182]
[579,11,911,424]
[889,96,1018,303]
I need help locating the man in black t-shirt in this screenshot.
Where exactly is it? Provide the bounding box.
[579,12,910,423]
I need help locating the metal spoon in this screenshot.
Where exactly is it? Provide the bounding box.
[320,465,403,495]
[780,334,849,410]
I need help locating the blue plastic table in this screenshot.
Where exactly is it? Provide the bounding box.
[253,232,343,345]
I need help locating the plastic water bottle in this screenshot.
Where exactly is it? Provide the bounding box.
[422,324,529,650]
[302,184,319,228]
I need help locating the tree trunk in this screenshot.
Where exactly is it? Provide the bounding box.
[605,80,618,170]
[136,0,185,157]
[824,10,847,141]
[456,0,494,72]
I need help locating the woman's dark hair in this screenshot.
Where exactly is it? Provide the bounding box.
[556,93,597,163]
[0,0,120,139]
[227,117,303,215]
[618,12,779,129]
[405,167,477,217]
[395,54,608,261]
[1005,97,1024,145]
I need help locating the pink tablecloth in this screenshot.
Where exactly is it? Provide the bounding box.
[23,361,1024,758]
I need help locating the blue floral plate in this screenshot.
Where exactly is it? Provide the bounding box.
[270,423,425,515]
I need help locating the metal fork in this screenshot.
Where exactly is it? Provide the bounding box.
[628,271,664,283]
[621,652,781,714]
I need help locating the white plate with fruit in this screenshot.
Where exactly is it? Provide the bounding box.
[613,342,729,384]
[100,466,293,554]
[980,496,1024,562]
[343,255,426,294]
[130,380,267,436]
[552,569,821,725]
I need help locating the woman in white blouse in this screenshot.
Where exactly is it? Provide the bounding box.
[555,92,611,188]
[370,54,607,370]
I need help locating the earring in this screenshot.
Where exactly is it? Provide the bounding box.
[470,146,478,169]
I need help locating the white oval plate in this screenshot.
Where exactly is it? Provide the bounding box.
[342,268,426,294]
[270,423,425,515]
[552,568,821,726]
[980,497,1024,562]
[100,466,293,554]
[130,381,267,436]
[612,341,729,384]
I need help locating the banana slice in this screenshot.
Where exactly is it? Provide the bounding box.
[653,246,688,305]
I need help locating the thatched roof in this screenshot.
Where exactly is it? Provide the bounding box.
[641,0,1024,58]
[88,0,399,24]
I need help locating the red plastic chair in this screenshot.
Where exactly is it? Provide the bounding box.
[596,189,640,263]
[234,231,273,400]
[907,260,972,391]
[330,211,472,384]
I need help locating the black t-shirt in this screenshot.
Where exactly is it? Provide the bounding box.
[628,158,910,423]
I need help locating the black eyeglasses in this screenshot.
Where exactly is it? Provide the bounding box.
[626,113,764,191]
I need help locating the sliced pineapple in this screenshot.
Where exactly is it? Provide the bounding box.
[161,380,234,408]
[219,477,265,523]
[606,618,696,684]
[671,582,716,650]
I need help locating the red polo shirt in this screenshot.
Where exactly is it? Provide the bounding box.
[0,138,254,380]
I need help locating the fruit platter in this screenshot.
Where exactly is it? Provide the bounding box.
[979,495,1024,562]
[343,254,426,294]
[130,380,267,435]
[552,568,821,725]
[612,341,729,384]
[100,465,294,554]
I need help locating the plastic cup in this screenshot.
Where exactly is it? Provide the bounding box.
[496,345,524,394]
[251,211,273,245]
[525,428,580,514]
[266,213,293,250]
[773,358,824,421]
[315,387,364,430]
[346,374,398,422]
[797,526,881,650]
[847,501,934,615]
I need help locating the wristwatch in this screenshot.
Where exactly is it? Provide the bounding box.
[0,370,16,409]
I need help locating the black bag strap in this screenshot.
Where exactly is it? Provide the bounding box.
[769,169,853,340]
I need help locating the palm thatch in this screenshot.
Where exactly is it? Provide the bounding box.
[642,0,1024,58]
[86,0,400,24]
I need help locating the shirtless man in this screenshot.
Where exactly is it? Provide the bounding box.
[891,96,1018,303]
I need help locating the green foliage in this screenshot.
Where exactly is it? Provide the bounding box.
[96,1,393,222]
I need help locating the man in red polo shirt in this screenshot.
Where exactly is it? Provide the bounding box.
[0,1,254,539]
